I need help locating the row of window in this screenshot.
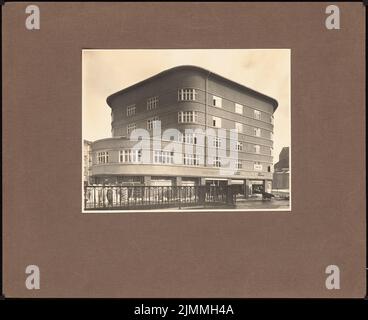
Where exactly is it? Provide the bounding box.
[126,117,160,134]
[208,94,273,123]
[122,88,273,124]
[172,133,272,155]
[178,111,198,123]
[97,151,109,164]
[183,153,200,166]
[126,96,159,117]
[126,114,272,139]
[97,150,271,171]
[122,129,272,154]
[180,90,268,122]
[178,88,196,101]
[119,150,142,163]
[123,130,271,154]
[210,158,266,170]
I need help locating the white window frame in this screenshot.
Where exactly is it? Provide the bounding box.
[127,123,136,135]
[213,137,221,148]
[212,96,222,108]
[178,88,196,101]
[254,110,261,120]
[180,133,197,144]
[126,105,136,116]
[178,111,198,123]
[147,96,159,110]
[147,117,160,130]
[183,153,199,166]
[235,122,243,133]
[213,156,221,168]
[254,145,260,154]
[236,160,242,169]
[154,150,174,164]
[254,127,261,137]
[236,141,243,151]
[235,103,243,114]
[254,162,263,171]
[97,151,109,164]
[119,150,142,163]
[212,116,221,128]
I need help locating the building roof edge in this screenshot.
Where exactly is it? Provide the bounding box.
[106,65,279,111]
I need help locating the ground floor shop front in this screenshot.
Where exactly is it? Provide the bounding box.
[87,175,272,199]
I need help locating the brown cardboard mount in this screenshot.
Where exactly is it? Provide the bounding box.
[2,2,365,298]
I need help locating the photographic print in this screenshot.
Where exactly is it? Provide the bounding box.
[82,49,291,212]
[2,1,365,300]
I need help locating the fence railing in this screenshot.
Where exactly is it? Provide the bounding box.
[84,185,236,210]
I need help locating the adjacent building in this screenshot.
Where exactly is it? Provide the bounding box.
[83,140,92,185]
[87,65,278,197]
[272,147,290,190]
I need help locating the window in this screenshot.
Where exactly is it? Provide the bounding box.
[119,150,142,163]
[127,123,136,135]
[127,105,136,116]
[236,142,243,151]
[154,150,174,164]
[180,133,197,144]
[147,96,159,110]
[268,166,271,172]
[236,160,242,169]
[254,162,263,171]
[212,116,221,128]
[97,152,109,164]
[178,111,198,123]
[212,96,222,108]
[213,157,221,168]
[254,145,260,154]
[254,127,261,137]
[254,110,261,120]
[183,154,199,166]
[147,117,160,130]
[178,89,196,101]
[235,122,243,133]
[235,103,243,114]
[213,137,221,148]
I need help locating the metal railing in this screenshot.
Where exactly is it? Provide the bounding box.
[84,185,236,210]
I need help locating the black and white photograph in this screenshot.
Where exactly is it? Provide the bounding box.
[82,49,291,212]
[3,1,366,302]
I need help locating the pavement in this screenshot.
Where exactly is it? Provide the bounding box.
[157,199,290,211]
[234,199,290,210]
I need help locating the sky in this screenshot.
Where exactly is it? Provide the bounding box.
[82,49,290,164]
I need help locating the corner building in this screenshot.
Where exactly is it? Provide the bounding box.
[90,65,278,197]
